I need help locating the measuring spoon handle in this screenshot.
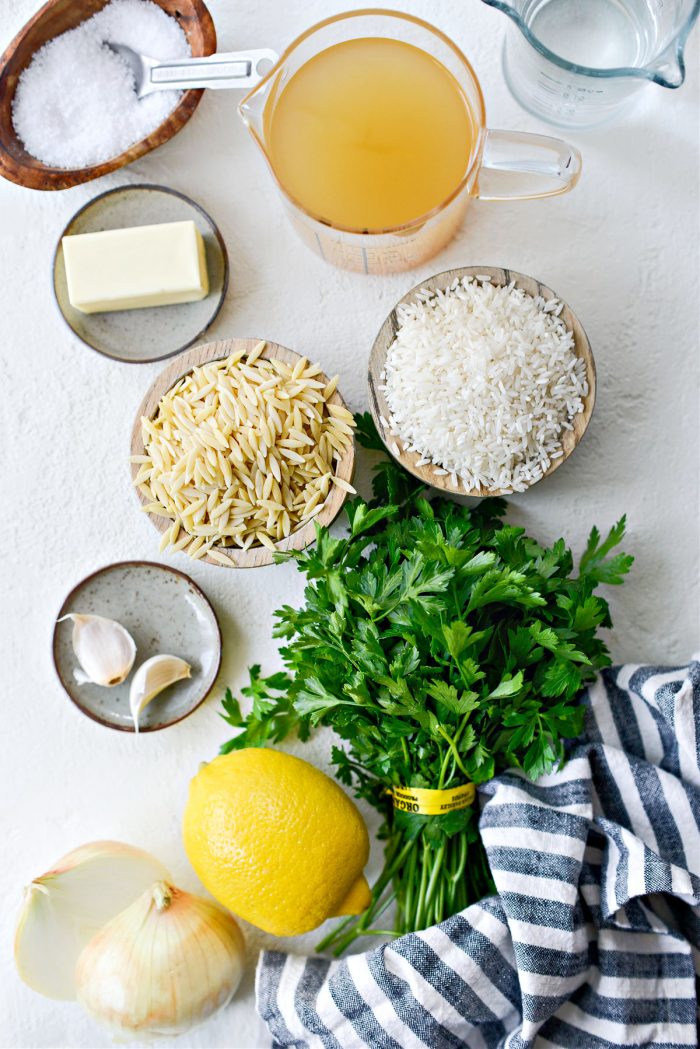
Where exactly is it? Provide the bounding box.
[141,49,279,94]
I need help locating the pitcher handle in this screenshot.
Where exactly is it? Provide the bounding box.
[476,129,582,201]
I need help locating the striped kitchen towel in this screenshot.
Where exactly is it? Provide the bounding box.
[256,661,700,1048]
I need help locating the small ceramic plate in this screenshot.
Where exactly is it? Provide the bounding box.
[53,561,222,732]
[52,184,229,364]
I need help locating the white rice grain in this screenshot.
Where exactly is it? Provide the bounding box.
[381,277,586,492]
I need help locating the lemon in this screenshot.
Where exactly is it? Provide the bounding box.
[183,749,371,936]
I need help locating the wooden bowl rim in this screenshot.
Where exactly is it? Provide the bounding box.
[368,265,596,498]
[51,559,222,732]
[51,182,230,364]
[0,0,216,190]
[131,338,356,568]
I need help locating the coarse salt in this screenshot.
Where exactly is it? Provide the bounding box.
[12,0,191,168]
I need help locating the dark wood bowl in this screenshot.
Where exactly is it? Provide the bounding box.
[0,0,216,191]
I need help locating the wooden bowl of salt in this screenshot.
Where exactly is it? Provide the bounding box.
[0,0,215,190]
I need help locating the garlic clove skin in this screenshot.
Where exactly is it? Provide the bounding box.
[76,881,245,1037]
[129,655,191,732]
[14,842,169,1000]
[59,613,136,687]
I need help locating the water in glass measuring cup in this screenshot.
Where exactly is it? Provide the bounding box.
[528,0,650,67]
[485,0,700,128]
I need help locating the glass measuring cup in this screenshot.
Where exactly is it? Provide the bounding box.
[482,0,700,128]
[238,10,582,275]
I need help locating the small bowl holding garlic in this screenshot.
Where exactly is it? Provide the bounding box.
[52,561,221,732]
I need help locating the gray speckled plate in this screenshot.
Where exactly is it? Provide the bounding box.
[52,562,222,732]
[52,184,229,364]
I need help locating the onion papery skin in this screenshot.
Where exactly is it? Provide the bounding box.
[75,881,245,1037]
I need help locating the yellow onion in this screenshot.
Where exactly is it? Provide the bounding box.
[14,841,169,1000]
[76,881,245,1037]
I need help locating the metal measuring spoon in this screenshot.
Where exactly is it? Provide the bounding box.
[106,42,278,97]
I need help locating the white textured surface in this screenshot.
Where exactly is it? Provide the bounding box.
[1,1,698,1047]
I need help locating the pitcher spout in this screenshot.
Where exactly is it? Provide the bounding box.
[646,0,699,89]
[648,41,687,89]
[238,51,282,156]
[480,0,524,26]
[238,85,265,134]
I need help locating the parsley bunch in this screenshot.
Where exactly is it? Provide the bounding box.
[220,415,632,955]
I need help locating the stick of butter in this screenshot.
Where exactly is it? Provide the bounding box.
[62,220,209,314]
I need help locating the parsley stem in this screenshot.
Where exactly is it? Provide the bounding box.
[400,737,410,772]
[323,888,398,957]
[314,910,361,952]
[436,875,446,925]
[363,889,397,929]
[437,746,452,790]
[436,725,470,780]
[423,842,446,917]
[413,840,431,930]
[453,714,472,751]
[400,840,418,931]
[449,832,468,885]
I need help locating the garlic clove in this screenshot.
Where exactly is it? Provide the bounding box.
[14,841,169,1000]
[59,613,136,687]
[129,655,191,732]
[76,881,245,1037]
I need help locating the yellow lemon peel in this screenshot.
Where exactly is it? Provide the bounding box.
[183,749,370,936]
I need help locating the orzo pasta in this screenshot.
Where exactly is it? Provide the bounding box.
[130,343,355,563]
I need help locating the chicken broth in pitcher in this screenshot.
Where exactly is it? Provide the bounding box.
[264,37,477,230]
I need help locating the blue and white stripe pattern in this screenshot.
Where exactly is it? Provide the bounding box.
[256,661,700,1048]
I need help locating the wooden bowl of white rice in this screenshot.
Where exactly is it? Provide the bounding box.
[368,266,595,497]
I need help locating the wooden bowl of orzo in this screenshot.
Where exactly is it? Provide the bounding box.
[131,338,356,568]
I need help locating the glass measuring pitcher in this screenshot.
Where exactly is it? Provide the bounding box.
[238,10,582,275]
[482,0,700,128]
